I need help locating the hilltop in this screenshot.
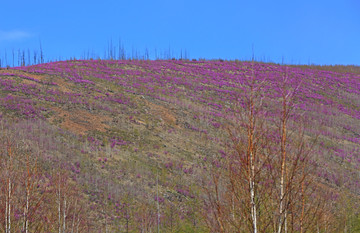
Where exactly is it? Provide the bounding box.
[0,59,359,232]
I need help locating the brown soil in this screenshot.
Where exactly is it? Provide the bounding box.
[146,100,178,127]
[50,107,111,135]
[0,69,45,81]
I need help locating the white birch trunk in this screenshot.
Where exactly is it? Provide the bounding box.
[249,152,257,233]
[58,174,61,233]
[8,178,11,233]
[63,198,67,233]
[231,193,235,221]
[105,211,108,233]
[5,192,8,233]
[278,93,288,233]
[25,186,29,233]
[278,174,285,233]
[71,199,78,233]
[157,171,160,233]
[76,214,81,233]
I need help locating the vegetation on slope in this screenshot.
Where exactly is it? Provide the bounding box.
[0,59,359,232]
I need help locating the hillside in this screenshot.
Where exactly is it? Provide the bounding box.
[0,59,359,232]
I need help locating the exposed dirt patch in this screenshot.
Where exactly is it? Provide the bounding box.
[0,70,79,94]
[145,100,178,127]
[53,77,74,93]
[49,107,111,135]
[0,69,45,81]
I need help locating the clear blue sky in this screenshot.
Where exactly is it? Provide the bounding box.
[0,0,359,65]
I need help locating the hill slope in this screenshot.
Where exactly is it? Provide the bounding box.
[0,59,359,231]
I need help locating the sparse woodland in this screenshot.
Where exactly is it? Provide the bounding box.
[0,59,359,232]
[203,68,335,232]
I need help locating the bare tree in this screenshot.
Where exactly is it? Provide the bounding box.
[202,66,330,232]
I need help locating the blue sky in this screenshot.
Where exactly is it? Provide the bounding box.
[0,0,359,65]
